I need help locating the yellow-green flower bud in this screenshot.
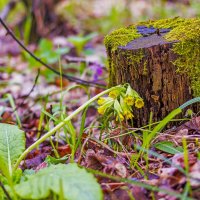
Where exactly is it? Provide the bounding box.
[109,90,120,99]
[126,85,140,98]
[97,98,114,115]
[124,111,134,120]
[120,96,132,113]
[98,106,106,115]
[97,97,113,105]
[135,98,144,108]
[116,113,124,121]
[97,97,106,105]
[124,95,134,106]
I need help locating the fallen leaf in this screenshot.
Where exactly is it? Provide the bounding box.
[85,149,128,178]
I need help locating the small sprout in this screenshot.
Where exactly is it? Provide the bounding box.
[135,98,144,109]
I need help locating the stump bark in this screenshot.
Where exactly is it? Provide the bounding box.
[106,18,200,126]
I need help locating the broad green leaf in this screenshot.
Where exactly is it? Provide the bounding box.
[38,39,53,52]
[154,141,183,154]
[45,51,59,63]
[15,163,103,200]
[0,157,9,178]
[0,123,25,177]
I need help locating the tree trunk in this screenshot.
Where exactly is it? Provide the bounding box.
[22,0,68,42]
[106,18,200,127]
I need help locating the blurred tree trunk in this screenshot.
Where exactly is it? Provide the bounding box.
[21,0,66,42]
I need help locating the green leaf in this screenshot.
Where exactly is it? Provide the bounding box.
[84,32,98,41]
[0,157,9,178]
[55,47,70,55]
[0,186,6,200]
[68,33,97,45]
[68,36,86,44]
[15,163,103,200]
[146,108,182,145]
[0,123,25,178]
[68,33,97,55]
[45,51,59,64]
[154,141,183,155]
[36,39,69,65]
[38,39,53,52]
[45,155,68,165]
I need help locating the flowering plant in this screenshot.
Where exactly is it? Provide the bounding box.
[97,84,144,121]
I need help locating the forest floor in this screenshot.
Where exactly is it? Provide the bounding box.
[0,0,200,199]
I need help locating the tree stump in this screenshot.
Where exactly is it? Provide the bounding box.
[105,18,200,126]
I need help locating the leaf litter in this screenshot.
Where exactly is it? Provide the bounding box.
[0,2,200,199]
[1,31,200,199]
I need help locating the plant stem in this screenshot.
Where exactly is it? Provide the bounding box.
[6,94,21,128]
[14,86,120,170]
[0,181,12,200]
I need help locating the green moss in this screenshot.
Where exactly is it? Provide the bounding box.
[105,17,200,96]
[143,60,148,76]
[147,18,200,96]
[125,49,144,66]
[139,17,186,29]
[104,27,142,86]
[104,27,141,52]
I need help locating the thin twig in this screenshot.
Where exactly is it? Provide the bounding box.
[19,68,40,102]
[64,55,107,71]
[0,181,12,200]
[0,18,106,88]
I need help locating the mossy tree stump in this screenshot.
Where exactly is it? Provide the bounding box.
[105,18,200,126]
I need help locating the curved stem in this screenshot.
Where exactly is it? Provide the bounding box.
[14,86,121,170]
